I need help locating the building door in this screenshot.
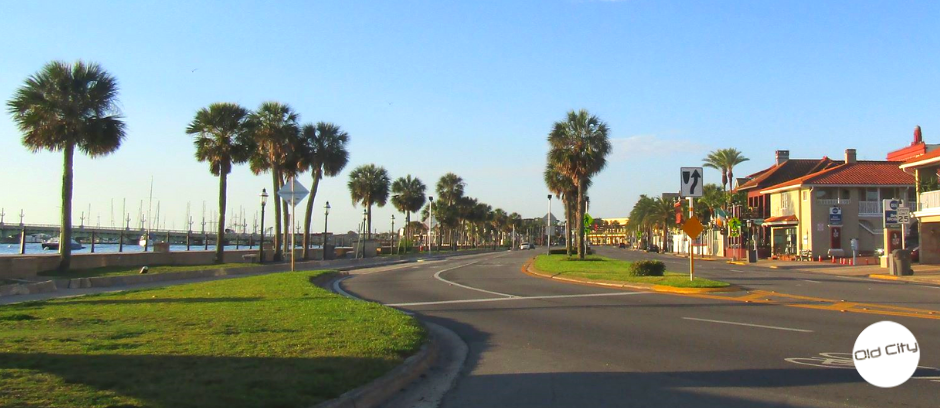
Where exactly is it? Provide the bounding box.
[830,227,842,250]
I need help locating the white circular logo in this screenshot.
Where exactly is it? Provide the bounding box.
[853,321,919,388]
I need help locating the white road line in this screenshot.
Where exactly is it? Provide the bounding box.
[387,291,650,307]
[802,279,821,283]
[681,317,814,333]
[729,269,746,273]
[433,257,517,298]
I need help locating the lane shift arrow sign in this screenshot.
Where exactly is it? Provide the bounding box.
[680,167,704,198]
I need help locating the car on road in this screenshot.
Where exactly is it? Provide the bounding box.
[618,242,626,249]
[519,243,535,250]
[646,244,659,253]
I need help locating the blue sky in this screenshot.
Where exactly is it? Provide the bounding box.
[2,0,939,233]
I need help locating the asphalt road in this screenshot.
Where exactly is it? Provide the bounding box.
[340,249,940,407]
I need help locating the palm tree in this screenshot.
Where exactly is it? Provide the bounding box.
[297,122,349,260]
[544,165,575,255]
[547,109,612,259]
[703,148,750,191]
[249,102,300,261]
[347,164,391,240]
[436,173,466,249]
[391,175,427,252]
[7,61,126,271]
[187,103,255,263]
[489,208,507,249]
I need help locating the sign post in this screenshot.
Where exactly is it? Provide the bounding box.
[278,178,309,271]
[680,167,705,281]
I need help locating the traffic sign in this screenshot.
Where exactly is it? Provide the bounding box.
[278,178,309,206]
[898,207,911,225]
[682,215,704,239]
[680,167,704,197]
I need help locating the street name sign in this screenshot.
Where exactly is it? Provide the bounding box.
[680,167,704,197]
[278,179,309,206]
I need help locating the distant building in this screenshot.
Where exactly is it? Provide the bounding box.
[587,217,629,245]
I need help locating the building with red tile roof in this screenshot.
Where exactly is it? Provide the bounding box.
[752,149,914,260]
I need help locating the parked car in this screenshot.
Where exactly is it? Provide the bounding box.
[519,243,535,250]
[646,244,659,253]
[618,242,626,249]
[912,246,920,262]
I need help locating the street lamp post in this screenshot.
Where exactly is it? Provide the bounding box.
[259,189,268,264]
[391,214,396,255]
[547,194,552,255]
[428,196,434,253]
[323,202,330,261]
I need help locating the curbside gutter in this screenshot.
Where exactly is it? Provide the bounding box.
[522,258,742,294]
[314,275,441,408]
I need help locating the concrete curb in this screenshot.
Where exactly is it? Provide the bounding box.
[522,258,742,294]
[313,328,439,408]
[315,275,441,408]
[869,274,900,281]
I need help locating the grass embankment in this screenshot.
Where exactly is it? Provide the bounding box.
[0,271,425,408]
[534,254,730,288]
[38,263,259,279]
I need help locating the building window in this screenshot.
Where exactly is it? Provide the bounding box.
[865,188,879,202]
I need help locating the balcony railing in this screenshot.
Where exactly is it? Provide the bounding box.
[816,198,851,205]
[858,201,881,215]
[920,190,940,212]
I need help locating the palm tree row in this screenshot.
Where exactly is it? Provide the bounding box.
[187,101,350,263]
[355,169,525,252]
[544,109,612,260]
[703,148,749,191]
[626,183,733,252]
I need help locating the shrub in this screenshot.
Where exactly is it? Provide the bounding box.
[629,260,665,277]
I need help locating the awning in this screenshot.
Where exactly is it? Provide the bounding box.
[763,215,798,226]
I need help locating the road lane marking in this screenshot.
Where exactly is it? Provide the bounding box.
[801,279,821,283]
[681,317,813,333]
[387,291,650,307]
[433,260,517,298]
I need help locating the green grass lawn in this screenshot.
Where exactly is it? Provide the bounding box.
[533,254,730,288]
[0,271,426,408]
[38,263,260,279]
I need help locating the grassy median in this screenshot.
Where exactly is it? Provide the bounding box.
[534,254,730,288]
[38,263,260,279]
[0,271,425,408]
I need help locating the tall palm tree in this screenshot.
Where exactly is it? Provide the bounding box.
[187,103,255,263]
[347,164,391,240]
[297,122,349,260]
[436,173,465,249]
[703,148,750,191]
[489,208,507,249]
[547,109,612,259]
[249,102,300,261]
[391,175,427,252]
[7,61,126,272]
[722,148,749,190]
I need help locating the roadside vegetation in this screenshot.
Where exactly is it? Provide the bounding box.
[534,254,729,288]
[38,263,260,279]
[0,270,425,408]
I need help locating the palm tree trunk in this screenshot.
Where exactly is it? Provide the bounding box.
[282,198,290,257]
[271,170,282,261]
[405,211,411,253]
[564,199,572,256]
[302,169,321,260]
[58,143,75,272]
[366,204,373,240]
[215,172,227,263]
[577,179,586,259]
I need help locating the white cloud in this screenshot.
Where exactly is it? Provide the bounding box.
[610,134,707,161]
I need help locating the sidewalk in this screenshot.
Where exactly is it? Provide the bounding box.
[732,258,940,286]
